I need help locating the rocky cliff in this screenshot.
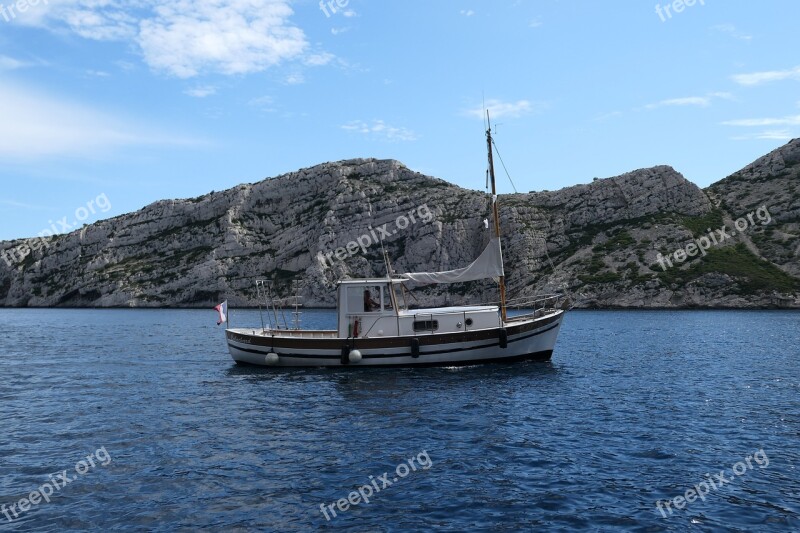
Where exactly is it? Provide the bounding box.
[1,140,799,308]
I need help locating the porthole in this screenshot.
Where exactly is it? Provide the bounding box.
[413,320,439,332]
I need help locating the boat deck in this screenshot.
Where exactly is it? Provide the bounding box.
[398,305,497,315]
[229,328,339,339]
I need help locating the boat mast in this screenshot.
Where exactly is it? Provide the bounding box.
[486,111,507,322]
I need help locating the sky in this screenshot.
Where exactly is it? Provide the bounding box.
[0,0,799,241]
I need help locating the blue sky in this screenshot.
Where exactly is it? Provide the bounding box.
[1,0,798,240]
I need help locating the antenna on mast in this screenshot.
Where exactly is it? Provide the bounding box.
[482,91,486,127]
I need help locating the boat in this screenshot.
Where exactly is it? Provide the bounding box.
[224,115,569,367]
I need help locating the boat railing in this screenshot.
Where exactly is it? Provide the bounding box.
[257,328,337,339]
[504,294,566,321]
[255,279,304,331]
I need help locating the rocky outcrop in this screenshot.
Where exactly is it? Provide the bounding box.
[707,138,800,278]
[0,141,798,309]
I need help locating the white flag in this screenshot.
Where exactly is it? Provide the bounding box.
[214,300,228,325]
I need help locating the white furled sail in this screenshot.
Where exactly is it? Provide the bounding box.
[404,237,504,285]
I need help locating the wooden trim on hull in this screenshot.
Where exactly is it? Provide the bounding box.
[233,350,554,368]
[226,312,564,367]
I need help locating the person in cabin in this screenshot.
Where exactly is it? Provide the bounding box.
[363,289,380,312]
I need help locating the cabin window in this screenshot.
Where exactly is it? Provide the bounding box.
[363,286,383,312]
[345,284,394,314]
[413,320,439,332]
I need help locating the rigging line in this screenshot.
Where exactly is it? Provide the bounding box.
[532,230,563,284]
[541,236,557,274]
[536,232,573,297]
[490,138,518,194]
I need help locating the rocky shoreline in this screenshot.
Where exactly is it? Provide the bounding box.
[1,140,798,309]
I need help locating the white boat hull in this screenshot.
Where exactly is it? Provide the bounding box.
[225,311,564,367]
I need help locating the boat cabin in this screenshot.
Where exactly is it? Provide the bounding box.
[336,278,501,338]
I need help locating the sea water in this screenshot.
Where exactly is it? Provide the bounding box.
[0,309,798,531]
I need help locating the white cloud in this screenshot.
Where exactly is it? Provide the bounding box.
[754,130,793,140]
[304,52,335,66]
[248,95,275,112]
[732,66,800,86]
[331,27,350,35]
[647,96,711,109]
[593,110,622,122]
[184,85,217,98]
[0,199,47,210]
[709,91,735,100]
[0,55,33,70]
[12,0,310,78]
[731,130,795,141]
[711,24,752,42]
[722,115,800,127]
[343,9,356,17]
[723,114,800,141]
[0,81,201,159]
[115,60,137,71]
[464,99,545,120]
[284,72,304,85]
[460,10,475,17]
[62,6,139,40]
[645,92,733,110]
[139,1,307,78]
[529,17,543,28]
[341,120,418,142]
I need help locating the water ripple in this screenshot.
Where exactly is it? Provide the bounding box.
[0,309,798,531]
